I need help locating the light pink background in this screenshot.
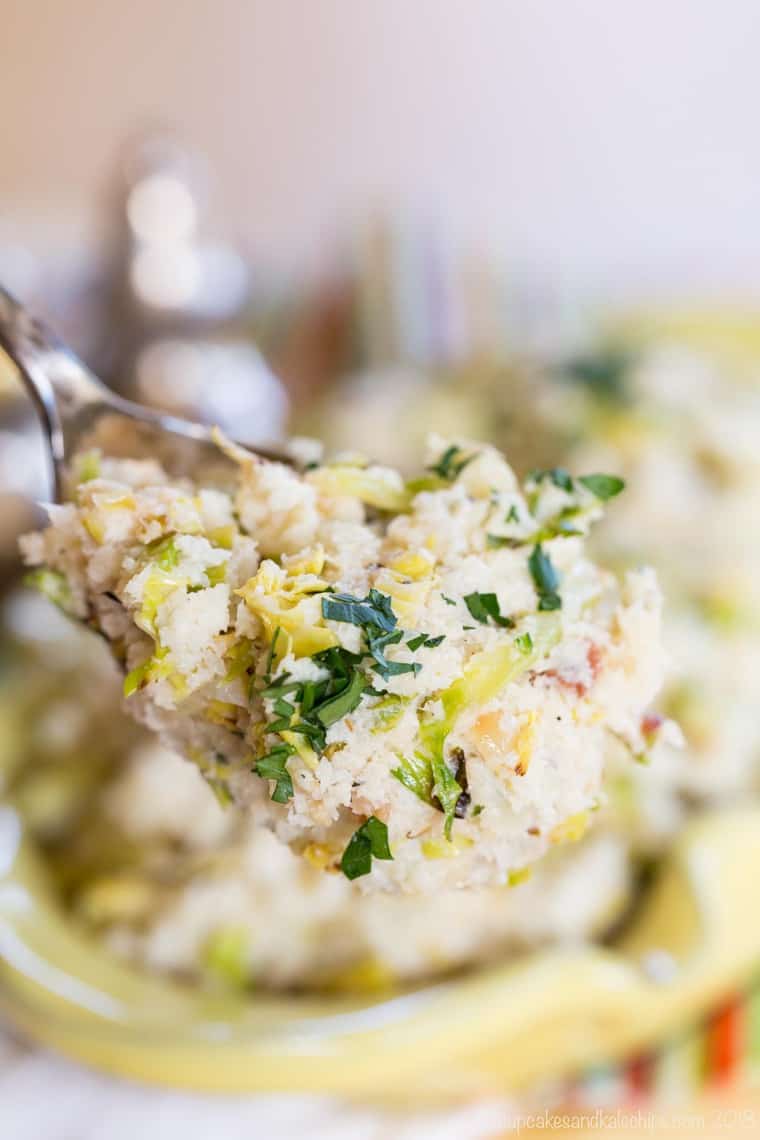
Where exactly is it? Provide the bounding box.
[2,0,760,296]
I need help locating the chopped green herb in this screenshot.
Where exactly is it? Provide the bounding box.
[514,632,533,655]
[563,350,631,403]
[299,680,318,715]
[463,592,515,628]
[366,627,405,679]
[321,589,413,681]
[471,803,485,816]
[428,443,477,481]
[578,473,626,501]
[441,594,457,606]
[505,504,520,523]
[322,589,396,633]
[530,467,574,492]
[316,669,367,726]
[261,674,300,699]
[262,627,282,684]
[486,533,518,550]
[406,632,445,651]
[254,744,295,803]
[528,545,561,611]
[340,816,393,879]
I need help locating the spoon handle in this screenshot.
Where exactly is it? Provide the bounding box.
[0,286,111,497]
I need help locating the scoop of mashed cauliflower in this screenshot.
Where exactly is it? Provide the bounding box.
[21,436,673,892]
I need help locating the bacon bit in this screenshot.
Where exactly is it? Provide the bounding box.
[587,641,603,679]
[532,641,602,698]
[536,668,586,698]
[641,712,664,746]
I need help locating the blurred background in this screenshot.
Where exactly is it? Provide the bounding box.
[5,2,760,1136]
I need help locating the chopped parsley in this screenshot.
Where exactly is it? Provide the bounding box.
[254,743,295,803]
[529,544,561,611]
[441,594,457,606]
[578,472,625,501]
[514,632,533,655]
[562,350,631,403]
[340,816,393,879]
[428,444,477,481]
[530,467,574,492]
[315,668,367,726]
[322,589,396,633]
[321,589,421,680]
[257,589,444,786]
[406,632,446,651]
[463,592,515,629]
[260,646,365,757]
[505,504,520,524]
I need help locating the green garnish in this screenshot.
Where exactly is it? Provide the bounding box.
[340,816,393,879]
[514,632,533,654]
[316,669,367,726]
[254,743,295,803]
[406,633,446,651]
[428,444,477,481]
[528,545,561,611]
[322,589,396,633]
[321,589,421,681]
[441,594,457,606]
[530,467,574,492]
[505,504,520,523]
[563,350,631,403]
[578,473,626,500]
[463,592,514,629]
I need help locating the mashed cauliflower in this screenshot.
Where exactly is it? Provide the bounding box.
[537,345,760,802]
[0,602,633,991]
[21,436,671,891]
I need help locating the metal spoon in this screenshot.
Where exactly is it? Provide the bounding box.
[0,285,291,501]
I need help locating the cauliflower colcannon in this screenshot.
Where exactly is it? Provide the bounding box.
[21,438,671,892]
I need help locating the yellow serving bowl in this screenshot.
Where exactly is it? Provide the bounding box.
[2,802,760,1101]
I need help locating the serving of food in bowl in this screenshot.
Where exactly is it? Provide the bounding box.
[3,298,760,1104]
